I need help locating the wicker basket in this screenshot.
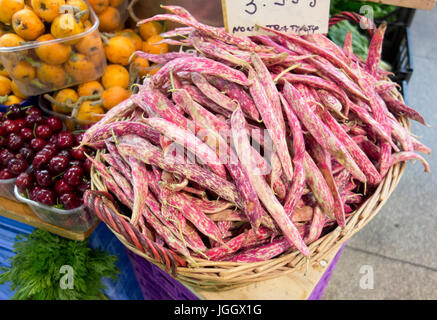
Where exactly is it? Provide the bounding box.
[85,83,411,291]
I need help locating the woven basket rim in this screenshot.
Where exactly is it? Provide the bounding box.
[89,88,411,291]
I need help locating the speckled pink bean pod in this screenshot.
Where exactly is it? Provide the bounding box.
[251,53,285,132]
[179,83,232,118]
[305,206,326,243]
[204,226,272,261]
[86,156,132,208]
[303,151,336,222]
[189,31,250,68]
[410,136,432,155]
[389,152,430,172]
[379,91,426,125]
[310,57,368,102]
[146,9,264,52]
[206,76,260,121]
[315,105,381,186]
[259,25,360,83]
[334,169,352,193]
[231,237,290,263]
[125,157,152,227]
[303,34,349,63]
[145,169,207,252]
[144,117,228,179]
[365,24,387,77]
[83,121,161,148]
[317,89,345,117]
[283,81,367,183]
[349,102,399,152]
[101,149,132,182]
[160,26,194,37]
[139,197,192,260]
[166,192,223,242]
[280,94,306,219]
[292,206,314,223]
[270,152,287,200]
[151,57,250,88]
[231,108,309,256]
[108,166,134,202]
[188,197,235,214]
[305,135,345,227]
[276,73,350,110]
[249,68,294,181]
[81,98,135,146]
[352,136,381,162]
[343,32,353,60]
[191,72,238,112]
[117,135,243,207]
[134,51,195,65]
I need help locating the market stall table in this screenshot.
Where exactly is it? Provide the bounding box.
[0,196,99,241]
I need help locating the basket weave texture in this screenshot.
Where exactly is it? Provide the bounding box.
[86,87,410,291]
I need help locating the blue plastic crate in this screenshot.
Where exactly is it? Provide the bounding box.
[0,216,142,300]
[0,216,35,300]
[89,223,143,300]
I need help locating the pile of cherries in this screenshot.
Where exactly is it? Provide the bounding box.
[0,104,93,209]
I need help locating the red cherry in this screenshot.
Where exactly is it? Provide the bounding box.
[24,113,44,128]
[56,131,75,150]
[63,166,83,186]
[60,192,81,209]
[3,120,19,134]
[0,168,14,180]
[71,146,87,161]
[20,128,34,141]
[32,152,51,170]
[19,147,34,162]
[34,188,56,206]
[6,104,24,119]
[7,133,24,151]
[57,149,71,160]
[75,132,85,144]
[0,149,14,166]
[35,124,52,140]
[15,119,26,129]
[83,157,92,174]
[54,179,74,195]
[77,180,90,195]
[26,106,42,117]
[35,170,53,187]
[8,158,28,175]
[30,138,47,152]
[46,116,63,133]
[48,156,69,174]
[16,172,33,192]
[30,186,43,201]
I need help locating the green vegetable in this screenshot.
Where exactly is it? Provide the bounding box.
[330,0,397,19]
[328,20,392,71]
[0,230,119,300]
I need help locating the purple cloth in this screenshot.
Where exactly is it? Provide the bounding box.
[127,244,345,300]
[307,244,345,300]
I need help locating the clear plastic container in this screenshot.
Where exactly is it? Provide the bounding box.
[0,176,19,201]
[0,166,33,202]
[117,0,129,28]
[0,5,107,97]
[14,186,98,232]
[38,95,95,132]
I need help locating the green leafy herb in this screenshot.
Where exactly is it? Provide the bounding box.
[0,230,119,300]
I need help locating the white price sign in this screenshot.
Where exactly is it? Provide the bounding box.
[222,0,331,36]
